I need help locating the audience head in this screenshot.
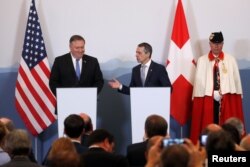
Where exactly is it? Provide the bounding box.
[202,123,221,135]
[221,123,241,144]
[87,129,114,153]
[64,114,85,138]
[48,137,79,167]
[145,114,168,139]
[160,144,189,167]
[0,117,15,132]
[3,129,31,157]
[79,113,93,134]
[0,121,8,146]
[240,134,250,151]
[225,117,244,137]
[206,130,235,153]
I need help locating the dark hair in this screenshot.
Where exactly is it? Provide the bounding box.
[221,123,241,144]
[85,117,93,133]
[160,145,189,167]
[64,114,85,138]
[138,42,153,57]
[206,130,235,153]
[69,35,85,44]
[87,129,114,147]
[0,121,7,144]
[145,115,168,138]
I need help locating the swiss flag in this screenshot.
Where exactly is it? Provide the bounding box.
[166,0,196,125]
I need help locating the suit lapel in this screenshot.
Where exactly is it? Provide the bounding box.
[80,55,88,81]
[135,65,143,86]
[144,61,154,86]
[66,53,78,80]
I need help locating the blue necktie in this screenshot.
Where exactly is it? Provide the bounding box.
[76,59,81,80]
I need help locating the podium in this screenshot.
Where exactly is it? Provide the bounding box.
[57,88,97,137]
[130,88,170,143]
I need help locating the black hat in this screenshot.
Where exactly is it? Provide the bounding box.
[209,32,224,43]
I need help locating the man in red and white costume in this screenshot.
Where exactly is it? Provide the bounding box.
[190,32,244,142]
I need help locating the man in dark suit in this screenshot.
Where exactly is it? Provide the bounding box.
[80,129,129,167]
[49,35,104,95]
[109,42,171,94]
[126,114,168,167]
[42,114,88,165]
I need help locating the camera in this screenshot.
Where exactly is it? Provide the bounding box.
[162,138,184,147]
[200,135,208,146]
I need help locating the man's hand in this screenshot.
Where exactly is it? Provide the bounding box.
[108,79,121,89]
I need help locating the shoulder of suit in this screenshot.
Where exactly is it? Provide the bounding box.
[151,61,166,69]
[54,53,70,60]
[132,64,141,70]
[83,54,98,61]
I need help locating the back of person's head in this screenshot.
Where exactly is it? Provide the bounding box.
[48,137,79,167]
[48,151,80,167]
[64,114,85,138]
[145,114,168,138]
[160,144,189,167]
[206,130,235,153]
[79,113,93,133]
[3,129,31,157]
[225,117,244,136]
[0,121,8,146]
[0,117,15,132]
[240,134,250,151]
[87,129,114,147]
[221,123,241,144]
[48,137,77,159]
[202,123,221,135]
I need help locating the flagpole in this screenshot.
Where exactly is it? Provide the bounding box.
[35,136,38,161]
[180,126,183,138]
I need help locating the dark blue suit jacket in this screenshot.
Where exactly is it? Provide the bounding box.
[126,140,148,167]
[81,147,129,167]
[49,53,104,95]
[119,61,171,95]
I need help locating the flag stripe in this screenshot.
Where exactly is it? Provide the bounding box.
[39,59,51,79]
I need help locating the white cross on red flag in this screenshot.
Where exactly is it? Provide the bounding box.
[166,0,196,125]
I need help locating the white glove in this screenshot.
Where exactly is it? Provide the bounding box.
[214,90,221,102]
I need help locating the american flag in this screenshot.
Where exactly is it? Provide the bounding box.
[15,0,56,136]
